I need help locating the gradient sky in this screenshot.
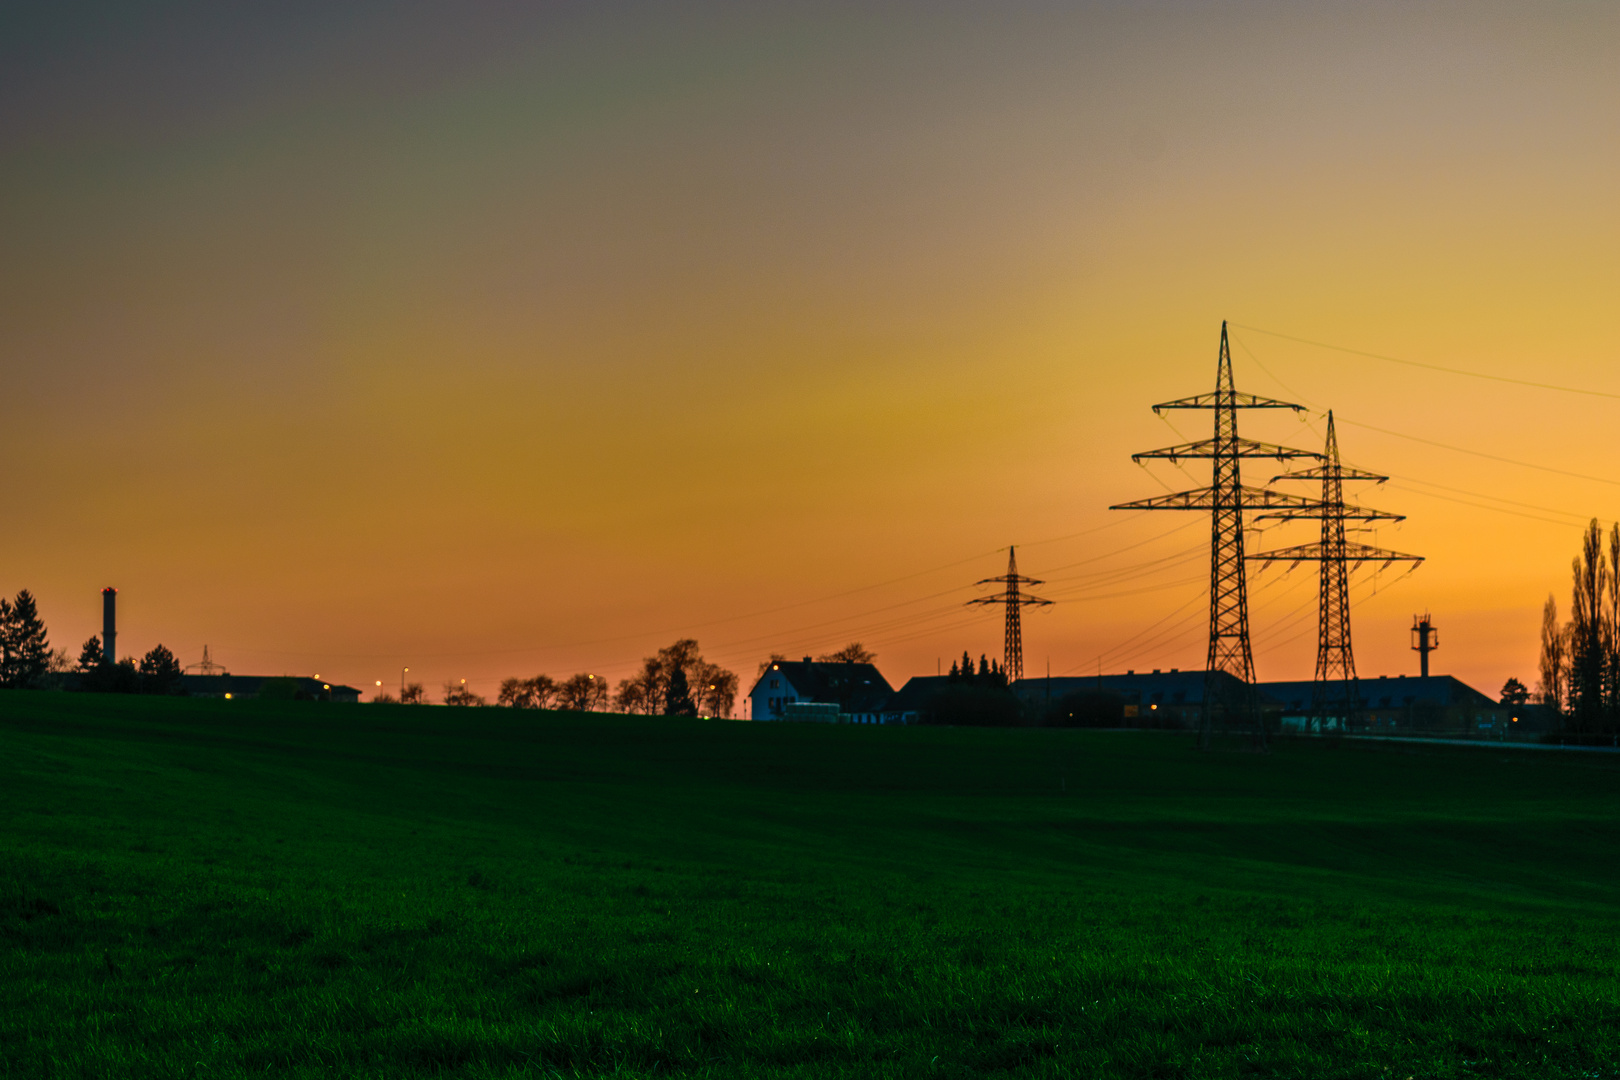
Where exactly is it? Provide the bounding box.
[2,2,1616,702]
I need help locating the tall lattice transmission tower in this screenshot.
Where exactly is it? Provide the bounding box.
[965,545,1052,683]
[1250,411,1422,726]
[1111,322,1320,748]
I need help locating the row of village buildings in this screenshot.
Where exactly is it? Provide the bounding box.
[153,658,1524,737]
[748,657,1536,737]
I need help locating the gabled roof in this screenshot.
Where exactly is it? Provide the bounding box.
[1259,674,1496,712]
[886,675,954,713]
[751,658,894,713]
[1010,669,1261,708]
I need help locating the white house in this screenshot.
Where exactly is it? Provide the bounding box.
[748,657,895,723]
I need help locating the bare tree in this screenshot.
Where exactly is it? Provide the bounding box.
[1607,523,1620,723]
[817,643,876,664]
[556,673,608,711]
[1569,521,1606,732]
[696,665,739,718]
[499,675,557,709]
[657,639,702,678]
[614,656,664,714]
[401,682,428,705]
[443,680,486,707]
[613,640,738,718]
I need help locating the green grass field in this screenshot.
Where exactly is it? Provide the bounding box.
[3,693,1618,1079]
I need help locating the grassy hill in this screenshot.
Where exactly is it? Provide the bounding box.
[2,693,1617,1078]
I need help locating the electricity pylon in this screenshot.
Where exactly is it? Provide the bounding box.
[185,644,227,676]
[965,545,1052,683]
[1250,411,1422,729]
[1111,322,1320,749]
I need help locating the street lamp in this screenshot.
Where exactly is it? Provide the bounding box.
[401,667,409,699]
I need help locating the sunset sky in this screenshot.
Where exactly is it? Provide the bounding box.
[2,3,1616,702]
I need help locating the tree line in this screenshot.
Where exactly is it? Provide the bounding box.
[0,589,187,694]
[1536,519,1620,737]
[398,638,741,717]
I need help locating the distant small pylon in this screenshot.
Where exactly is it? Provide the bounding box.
[965,546,1053,683]
[186,645,227,676]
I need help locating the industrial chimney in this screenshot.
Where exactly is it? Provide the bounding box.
[102,588,117,665]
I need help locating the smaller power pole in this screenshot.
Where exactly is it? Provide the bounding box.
[185,645,226,676]
[965,546,1053,683]
[1411,614,1438,678]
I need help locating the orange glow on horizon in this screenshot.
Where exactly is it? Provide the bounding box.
[1,6,1616,703]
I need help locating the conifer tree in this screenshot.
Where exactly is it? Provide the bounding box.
[78,636,103,672]
[138,644,182,695]
[664,664,696,716]
[1,590,51,688]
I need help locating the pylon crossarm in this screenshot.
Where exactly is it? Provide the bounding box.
[965,594,1053,608]
[1111,485,1320,512]
[1249,541,1424,563]
[1132,437,1323,464]
[973,574,1045,587]
[1270,465,1388,483]
[1151,392,1306,412]
[1251,506,1405,522]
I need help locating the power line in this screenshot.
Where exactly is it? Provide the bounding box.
[1231,330,1620,492]
[1231,323,1620,400]
[1337,418,1620,488]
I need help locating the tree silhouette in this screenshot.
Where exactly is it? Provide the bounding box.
[499,675,557,709]
[77,636,104,672]
[1537,594,1566,716]
[443,680,486,707]
[1499,677,1529,706]
[1569,520,1606,732]
[695,665,738,718]
[817,643,875,664]
[556,673,608,711]
[138,645,182,695]
[615,656,664,714]
[0,590,51,688]
[664,664,696,717]
[400,682,427,705]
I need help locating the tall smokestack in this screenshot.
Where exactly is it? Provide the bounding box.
[102,588,117,665]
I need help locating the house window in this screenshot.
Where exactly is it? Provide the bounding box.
[770,678,779,689]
